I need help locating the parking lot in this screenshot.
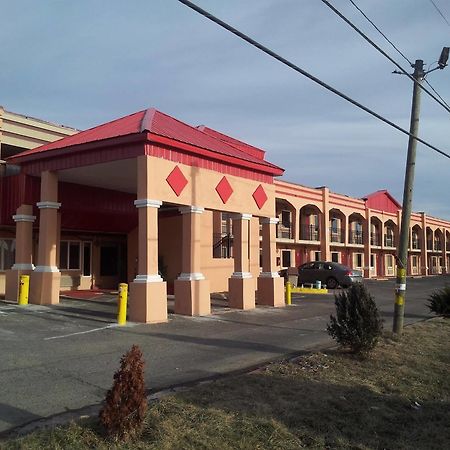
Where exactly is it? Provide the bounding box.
[0,275,447,435]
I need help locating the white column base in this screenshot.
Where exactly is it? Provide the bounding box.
[133,274,163,283]
[34,265,59,273]
[177,272,205,281]
[231,271,253,279]
[259,271,280,278]
[11,263,35,270]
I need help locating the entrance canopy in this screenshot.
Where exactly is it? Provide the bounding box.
[9,108,284,217]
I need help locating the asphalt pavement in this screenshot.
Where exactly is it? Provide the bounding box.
[0,275,447,436]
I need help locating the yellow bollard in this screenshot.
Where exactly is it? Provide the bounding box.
[285,281,292,305]
[18,275,30,306]
[117,283,128,325]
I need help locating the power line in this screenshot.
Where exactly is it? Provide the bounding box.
[424,78,450,109]
[346,0,450,118]
[178,0,450,160]
[348,0,413,66]
[428,0,450,28]
[320,0,450,115]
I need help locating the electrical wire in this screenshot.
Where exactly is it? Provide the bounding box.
[347,0,450,120]
[424,79,450,109]
[428,0,450,28]
[348,0,413,66]
[320,0,450,115]
[177,0,450,160]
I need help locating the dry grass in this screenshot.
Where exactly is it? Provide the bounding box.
[2,318,449,450]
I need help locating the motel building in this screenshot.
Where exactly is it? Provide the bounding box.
[1,106,449,323]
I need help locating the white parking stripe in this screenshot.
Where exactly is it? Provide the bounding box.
[44,324,119,340]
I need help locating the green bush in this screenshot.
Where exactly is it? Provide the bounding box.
[327,283,383,356]
[427,285,450,317]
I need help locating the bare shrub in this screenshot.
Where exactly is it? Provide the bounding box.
[99,344,147,440]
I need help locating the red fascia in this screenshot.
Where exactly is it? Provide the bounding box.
[146,132,283,177]
[9,133,146,166]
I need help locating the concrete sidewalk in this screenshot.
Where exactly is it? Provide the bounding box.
[0,276,446,436]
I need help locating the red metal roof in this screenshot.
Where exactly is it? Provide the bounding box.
[196,125,266,161]
[363,190,401,213]
[9,108,283,176]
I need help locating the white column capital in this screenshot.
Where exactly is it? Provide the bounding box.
[134,199,162,209]
[261,217,279,225]
[179,206,205,215]
[12,214,36,223]
[231,213,252,221]
[36,201,61,210]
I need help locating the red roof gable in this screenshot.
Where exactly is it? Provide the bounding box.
[363,190,401,214]
[9,108,283,176]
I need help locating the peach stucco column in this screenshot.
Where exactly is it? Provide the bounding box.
[364,208,371,278]
[320,187,331,262]
[441,228,447,274]
[257,217,284,307]
[420,213,428,275]
[174,206,211,316]
[228,213,255,310]
[129,199,167,323]
[5,205,36,301]
[249,217,260,278]
[29,171,61,305]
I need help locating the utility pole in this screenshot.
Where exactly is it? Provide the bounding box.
[393,59,424,335]
[393,48,449,335]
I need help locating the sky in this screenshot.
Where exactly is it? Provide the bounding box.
[1,0,449,219]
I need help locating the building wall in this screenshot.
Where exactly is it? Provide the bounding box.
[274,180,450,277]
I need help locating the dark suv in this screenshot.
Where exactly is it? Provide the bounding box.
[297,261,363,289]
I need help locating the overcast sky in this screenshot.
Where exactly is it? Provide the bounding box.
[2,0,449,219]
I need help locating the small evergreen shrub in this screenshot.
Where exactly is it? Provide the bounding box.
[99,344,148,440]
[327,283,383,355]
[427,285,450,317]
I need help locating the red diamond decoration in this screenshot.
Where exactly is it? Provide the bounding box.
[166,166,188,196]
[253,184,268,209]
[215,176,233,204]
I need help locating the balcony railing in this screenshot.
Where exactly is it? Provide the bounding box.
[213,233,233,258]
[411,239,421,250]
[300,224,320,241]
[384,235,395,247]
[329,227,344,243]
[370,232,380,246]
[349,230,364,245]
[277,225,292,239]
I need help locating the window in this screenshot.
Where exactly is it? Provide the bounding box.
[60,241,81,270]
[281,210,291,228]
[331,252,339,263]
[370,254,375,268]
[330,218,339,233]
[0,239,15,271]
[83,242,92,276]
[314,251,321,261]
[354,253,363,268]
[282,250,291,268]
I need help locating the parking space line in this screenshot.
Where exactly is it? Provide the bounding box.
[44,323,119,340]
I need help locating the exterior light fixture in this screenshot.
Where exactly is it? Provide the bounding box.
[438,47,449,69]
